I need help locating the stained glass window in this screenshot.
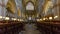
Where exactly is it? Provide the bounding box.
[26,2,34,10]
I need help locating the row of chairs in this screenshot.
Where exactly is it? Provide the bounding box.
[0,20,25,34]
[36,22,60,34]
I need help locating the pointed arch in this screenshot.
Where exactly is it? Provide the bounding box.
[6,0,16,14]
[26,1,34,10]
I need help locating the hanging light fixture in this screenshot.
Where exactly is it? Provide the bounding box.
[54,16,58,19]
[0,16,3,19]
[5,17,10,20]
[49,17,52,20]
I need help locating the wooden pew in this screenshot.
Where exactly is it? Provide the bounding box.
[36,21,60,34]
[0,20,24,34]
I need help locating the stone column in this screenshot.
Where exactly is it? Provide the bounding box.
[15,0,23,18]
[56,0,59,20]
[57,0,60,20]
[0,0,2,16]
[0,0,8,17]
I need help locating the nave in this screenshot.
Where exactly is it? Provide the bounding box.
[19,23,40,34]
[0,21,60,34]
[0,0,60,34]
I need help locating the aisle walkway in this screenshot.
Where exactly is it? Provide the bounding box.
[19,23,41,34]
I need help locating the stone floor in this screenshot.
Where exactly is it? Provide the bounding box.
[19,23,42,34]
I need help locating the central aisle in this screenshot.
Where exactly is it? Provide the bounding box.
[24,23,39,34]
[19,23,41,34]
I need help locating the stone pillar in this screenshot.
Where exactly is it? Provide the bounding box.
[0,0,2,16]
[54,0,60,20]
[15,0,23,18]
[0,0,8,17]
[0,0,8,20]
[57,0,60,20]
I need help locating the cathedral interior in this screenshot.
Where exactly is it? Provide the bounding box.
[0,0,60,34]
